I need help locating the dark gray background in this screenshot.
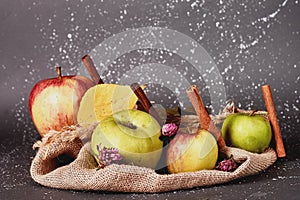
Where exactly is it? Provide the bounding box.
[0,0,299,199]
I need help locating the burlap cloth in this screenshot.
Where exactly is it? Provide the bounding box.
[30,108,277,193]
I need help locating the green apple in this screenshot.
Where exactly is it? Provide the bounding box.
[221,113,272,153]
[91,109,163,169]
[166,129,218,173]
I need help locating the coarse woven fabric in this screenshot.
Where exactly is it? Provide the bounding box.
[30,114,277,193]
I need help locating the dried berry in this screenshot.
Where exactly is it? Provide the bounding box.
[162,123,178,137]
[215,156,238,172]
[96,144,122,167]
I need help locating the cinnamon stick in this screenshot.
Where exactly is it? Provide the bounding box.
[130,83,163,126]
[186,85,226,149]
[82,55,104,84]
[262,85,286,158]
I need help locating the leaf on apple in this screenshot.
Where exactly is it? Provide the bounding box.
[77,84,146,125]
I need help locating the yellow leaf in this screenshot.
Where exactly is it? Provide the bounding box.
[77,84,145,125]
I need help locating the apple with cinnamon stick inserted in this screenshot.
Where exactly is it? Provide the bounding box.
[28,66,94,137]
[166,85,221,173]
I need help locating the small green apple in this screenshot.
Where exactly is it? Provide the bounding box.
[166,129,218,173]
[221,113,272,153]
[91,109,163,169]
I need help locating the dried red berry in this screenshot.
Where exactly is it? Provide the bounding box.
[215,156,238,172]
[161,123,178,137]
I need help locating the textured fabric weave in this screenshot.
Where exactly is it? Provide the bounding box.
[30,114,277,193]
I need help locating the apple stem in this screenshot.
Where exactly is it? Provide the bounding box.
[249,110,258,116]
[56,66,62,80]
[82,55,104,84]
[186,85,226,149]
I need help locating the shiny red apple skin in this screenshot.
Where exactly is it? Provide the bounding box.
[29,74,94,137]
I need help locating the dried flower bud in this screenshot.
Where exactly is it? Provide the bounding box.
[161,123,178,137]
[96,144,122,167]
[215,156,238,172]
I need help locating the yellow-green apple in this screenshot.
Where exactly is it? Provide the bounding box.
[166,129,218,173]
[91,109,163,169]
[28,67,94,137]
[221,113,272,153]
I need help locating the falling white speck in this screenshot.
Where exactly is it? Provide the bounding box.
[191,1,198,9]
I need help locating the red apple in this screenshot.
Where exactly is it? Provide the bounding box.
[28,66,94,137]
[166,129,218,173]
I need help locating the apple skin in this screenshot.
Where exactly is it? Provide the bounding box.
[166,129,218,173]
[221,113,272,153]
[91,109,163,169]
[29,74,94,137]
